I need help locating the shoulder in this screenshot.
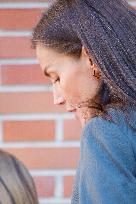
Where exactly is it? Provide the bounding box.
[79,109,135,171]
[81,112,124,142]
[80,108,133,156]
[81,106,136,141]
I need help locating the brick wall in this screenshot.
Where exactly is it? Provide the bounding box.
[0,0,135,204]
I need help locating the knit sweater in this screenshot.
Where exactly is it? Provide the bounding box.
[71,107,136,204]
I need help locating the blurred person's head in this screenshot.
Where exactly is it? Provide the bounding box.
[0,150,39,204]
[32,0,136,127]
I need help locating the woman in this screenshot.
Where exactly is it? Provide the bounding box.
[32,0,136,203]
[0,150,39,204]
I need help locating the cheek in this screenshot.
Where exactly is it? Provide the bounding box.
[61,72,99,103]
[61,73,81,100]
[80,75,99,96]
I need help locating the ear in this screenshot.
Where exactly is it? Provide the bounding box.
[81,46,93,66]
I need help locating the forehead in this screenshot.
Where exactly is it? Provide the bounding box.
[36,44,56,71]
[36,43,68,58]
[36,44,64,66]
[36,44,54,60]
[36,43,76,73]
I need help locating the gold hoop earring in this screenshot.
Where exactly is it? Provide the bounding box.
[92,69,101,79]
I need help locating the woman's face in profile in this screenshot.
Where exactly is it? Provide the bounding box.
[36,43,100,127]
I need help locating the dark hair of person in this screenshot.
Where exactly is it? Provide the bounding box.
[31,0,136,128]
[0,150,39,204]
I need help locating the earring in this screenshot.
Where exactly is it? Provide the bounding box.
[93,69,101,79]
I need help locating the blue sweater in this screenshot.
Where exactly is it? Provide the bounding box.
[71,107,136,204]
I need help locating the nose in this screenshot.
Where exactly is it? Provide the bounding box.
[53,85,66,105]
[54,96,66,105]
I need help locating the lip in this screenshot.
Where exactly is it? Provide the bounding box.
[67,109,76,112]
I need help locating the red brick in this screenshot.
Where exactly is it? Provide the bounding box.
[0,0,133,2]
[0,0,48,1]
[0,65,2,85]
[1,64,49,85]
[64,119,81,141]
[3,120,55,142]
[0,92,65,113]
[0,9,44,30]
[33,176,55,197]
[0,37,34,58]
[63,176,74,197]
[3,148,80,169]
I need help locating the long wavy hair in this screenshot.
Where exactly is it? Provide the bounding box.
[0,150,39,204]
[32,0,136,126]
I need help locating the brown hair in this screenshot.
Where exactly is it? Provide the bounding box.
[32,0,136,125]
